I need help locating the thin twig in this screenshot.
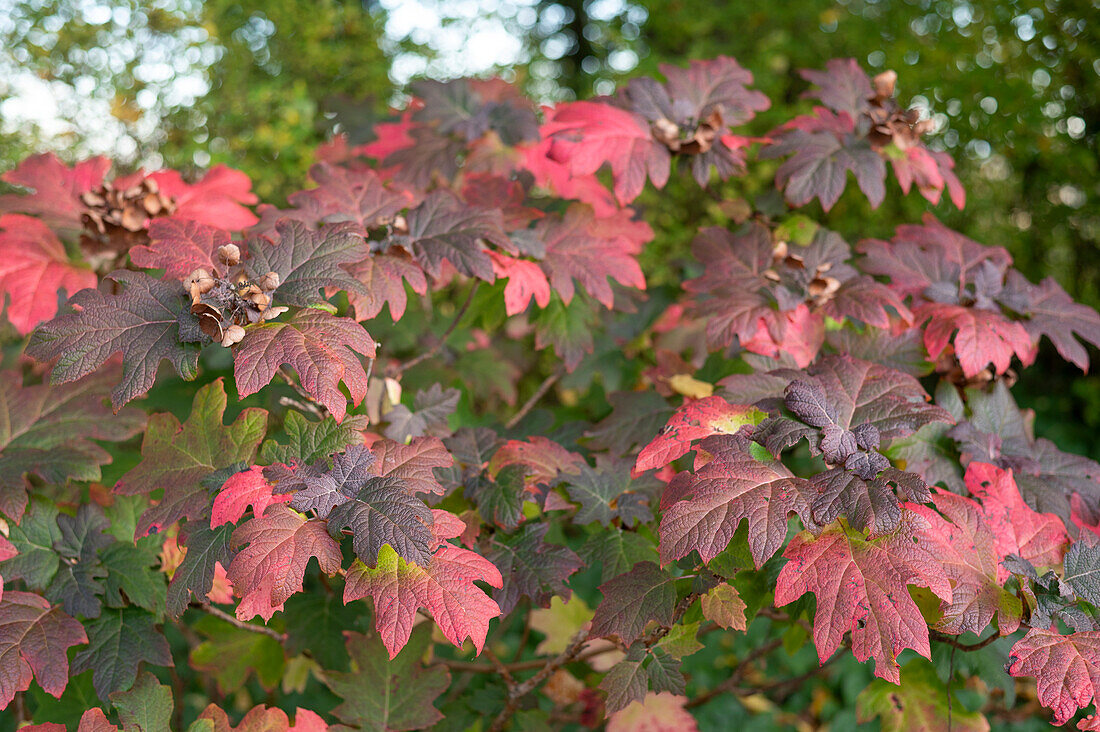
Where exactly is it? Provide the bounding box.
[488,629,591,732]
[930,630,1002,652]
[395,281,480,376]
[441,644,615,674]
[483,646,515,686]
[685,638,784,709]
[504,367,564,430]
[195,602,286,641]
[277,366,326,419]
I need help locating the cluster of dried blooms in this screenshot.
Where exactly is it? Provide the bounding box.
[187,245,285,347]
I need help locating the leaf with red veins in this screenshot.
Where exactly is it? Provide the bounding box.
[741,304,826,369]
[233,309,375,423]
[327,475,435,566]
[590,562,677,646]
[520,138,620,217]
[0,591,87,709]
[0,214,97,335]
[398,190,512,281]
[858,215,1012,299]
[246,219,370,308]
[211,466,290,528]
[26,270,202,410]
[919,303,1036,378]
[228,504,342,622]
[1000,271,1100,372]
[659,435,813,567]
[461,173,544,230]
[489,251,551,315]
[535,205,650,309]
[965,462,1068,580]
[343,509,503,657]
[115,379,267,536]
[635,396,764,474]
[370,436,453,497]
[907,492,1022,636]
[131,218,228,280]
[0,535,14,601]
[1007,627,1100,725]
[284,163,411,234]
[774,510,952,684]
[0,152,110,232]
[800,58,874,117]
[488,436,584,486]
[343,250,427,322]
[761,113,886,211]
[147,164,259,231]
[823,275,913,329]
[543,101,671,205]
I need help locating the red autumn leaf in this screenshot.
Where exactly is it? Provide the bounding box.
[659,435,813,567]
[148,165,259,231]
[919,302,1036,378]
[0,214,97,335]
[0,152,110,232]
[488,251,551,315]
[228,503,343,622]
[964,462,1068,580]
[370,436,453,497]
[198,704,330,732]
[488,436,584,486]
[543,101,671,205]
[233,309,376,423]
[397,190,513,281]
[343,250,427,322]
[635,396,763,474]
[0,534,15,601]
[461,173,544,230]
[210,465,291,528]
[130,218,229,280]
[740,303,826,369]
[1000,271,1100,373]
[0,591,88,709]
[774,510,952,684]
[520,137,620,217]
[259,162,412,235]
[907,491,1022,636]
[534,205,650,309]
[1007,627,1100,725]
[343,508,503,657]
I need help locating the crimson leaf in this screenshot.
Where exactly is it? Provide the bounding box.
[233,309,375,423]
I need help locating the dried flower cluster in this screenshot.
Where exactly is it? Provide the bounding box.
[865,70,934,150]
[80,177,176,269]
[187,244,285,347]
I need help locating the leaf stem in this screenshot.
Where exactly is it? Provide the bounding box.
[486,629,591,732]
[504,366,564,430]
[930,630,1002,652]
[394,280,480,376]
[194,602,287,641]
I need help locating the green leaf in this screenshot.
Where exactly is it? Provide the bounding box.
[109,670,173,732]
[0,496,62,589]
[284,591,360,670]
[71,607,172,699]
[115,379,268,538]
[166,521,234,618]
[100,536,167,616]
[322,626,451,732]
[857,659,989,731]
[580,527,658,583]
[259,411,369,465]
[189,614,285,694]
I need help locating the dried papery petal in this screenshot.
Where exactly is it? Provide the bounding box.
[221,324,245,347]
[217,243,241,267]
[192,303,225,341]
[872,69,897,100]
[256,271,280,292]
[263,306,289,321]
